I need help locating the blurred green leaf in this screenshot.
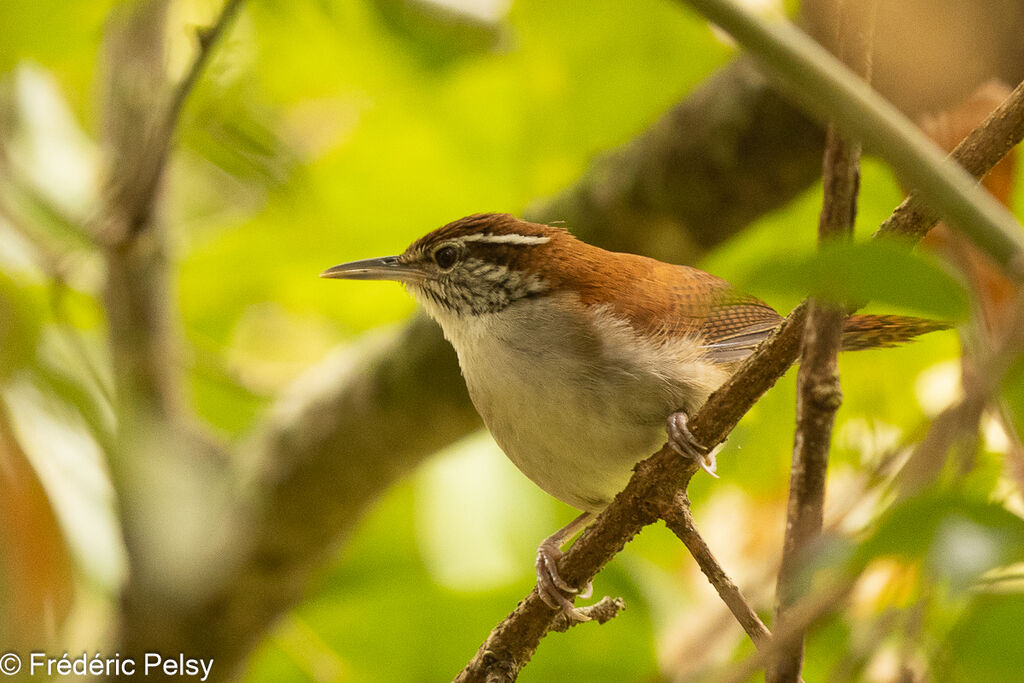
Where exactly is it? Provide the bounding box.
[802,613,854,683]
[0,0,116,117]
[0,273,42,381]
[937,592,1024,681]
[367,0,504,68]
[858,493,1024,589]
[743,240,969,320]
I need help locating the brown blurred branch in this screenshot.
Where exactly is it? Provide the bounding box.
[96,0,248,673]
[456,77,1024,682]
[100,0,245,416]
[99,0,177,416]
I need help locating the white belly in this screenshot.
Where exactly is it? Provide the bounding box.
[427,295,730,512]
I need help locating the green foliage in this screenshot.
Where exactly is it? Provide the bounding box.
[938,592,1024,681]
[0,0,115,115]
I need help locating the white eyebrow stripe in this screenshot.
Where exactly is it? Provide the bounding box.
[461,233,551,245]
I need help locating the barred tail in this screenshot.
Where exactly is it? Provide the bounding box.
[841,314,952,351]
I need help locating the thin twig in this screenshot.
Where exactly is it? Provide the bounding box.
[456,74,1024,683]
[661,491,771,647]
[165,0,246,139]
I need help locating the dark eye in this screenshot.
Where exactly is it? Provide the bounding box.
[433,245,459,270]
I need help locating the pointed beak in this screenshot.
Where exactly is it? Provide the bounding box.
[319,255,422,282]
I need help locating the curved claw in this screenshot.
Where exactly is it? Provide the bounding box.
[536,542,580,594]
[538,576,588,621]
[667,411,719,478]
[697,455,719,477]
[534,515,596,622]
[536,549,591,621]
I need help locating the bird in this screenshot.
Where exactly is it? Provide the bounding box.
[321,212,948,619]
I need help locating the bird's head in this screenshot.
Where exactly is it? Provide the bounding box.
[322,213,569,317]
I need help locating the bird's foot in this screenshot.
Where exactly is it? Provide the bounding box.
[667,411,718,477]
[536,538,592,622]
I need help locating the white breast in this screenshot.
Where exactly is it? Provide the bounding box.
[421,293,730,512]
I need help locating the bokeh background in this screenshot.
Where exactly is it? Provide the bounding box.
[2,0,1024,680]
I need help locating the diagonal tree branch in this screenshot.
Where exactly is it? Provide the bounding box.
[456,75,1024,682]
[661,491,771,647]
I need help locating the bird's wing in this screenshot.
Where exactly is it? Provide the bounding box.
[555,245,783,363]
[696,288,783,363]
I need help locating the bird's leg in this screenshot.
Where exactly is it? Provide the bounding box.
[535,511,596,621]
[667,411,718,477]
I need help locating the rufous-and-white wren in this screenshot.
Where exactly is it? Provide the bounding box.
[322,213,946,619]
